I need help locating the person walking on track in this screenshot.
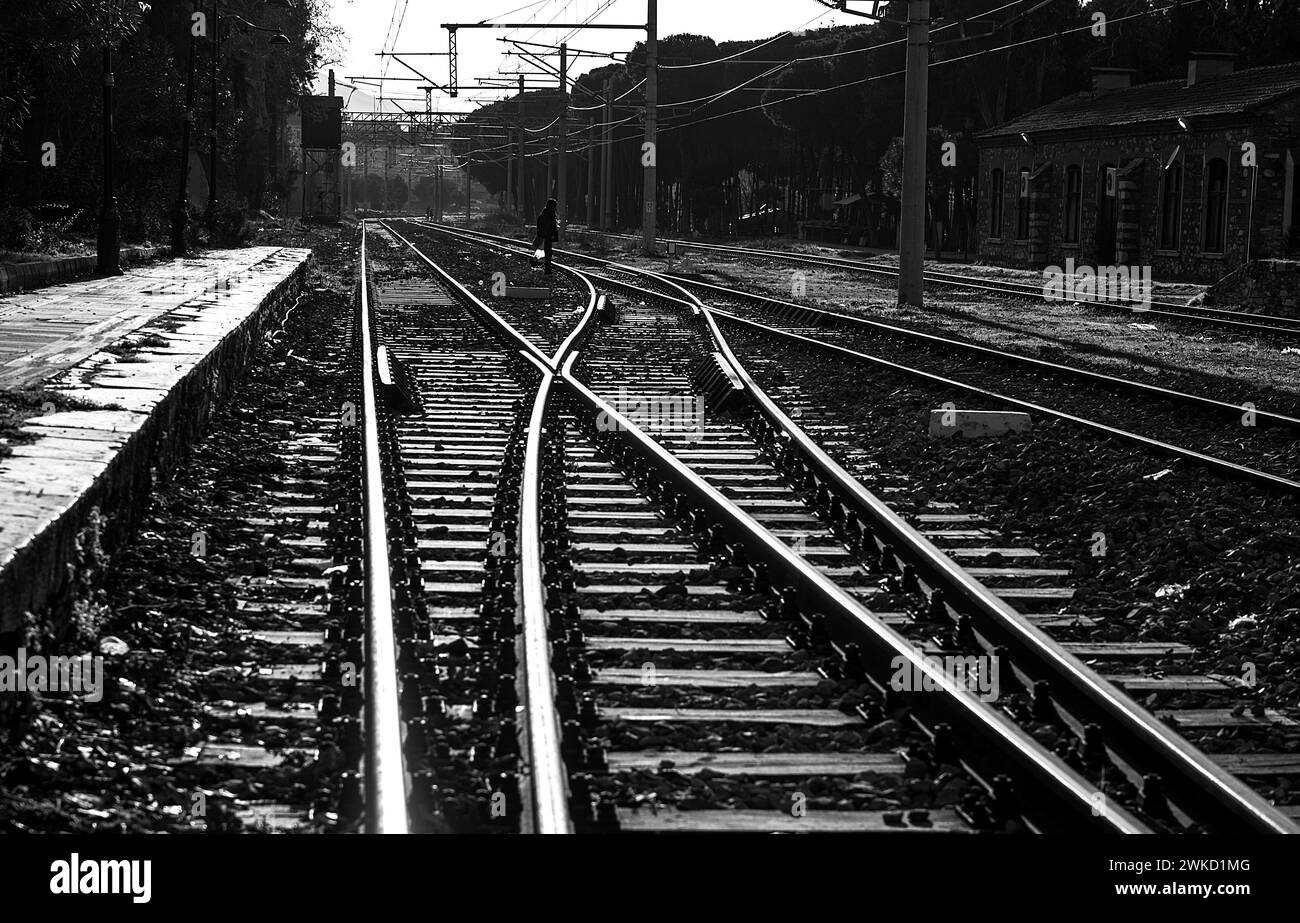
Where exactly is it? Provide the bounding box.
[532,198,559,276]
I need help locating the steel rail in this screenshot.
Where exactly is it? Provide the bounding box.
[659,273,1300,431]
[714,308,1300,497]
[399,220,1298,832]
[381,221,553,368]
[555,350,1148,834]
[389,220,601,370]
[357,223,410,834]
[516,352,573,834]
[412,219,706,309]
[377,220,581,834]
[622,250,1295,831]
[400,219,1136,831]
[699,305,1298,835]
[575,229,1300,338]
[424,225,1300,492]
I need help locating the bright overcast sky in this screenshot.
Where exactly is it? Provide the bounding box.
[313,0,860,113]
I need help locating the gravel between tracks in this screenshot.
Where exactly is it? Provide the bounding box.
[722,324,1300,793]
[0,227,353,833]
[571,239,1300,421]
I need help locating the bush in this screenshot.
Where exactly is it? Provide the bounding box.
[208,197,250,247]
[0,206,35,251]
[0,205,83,254]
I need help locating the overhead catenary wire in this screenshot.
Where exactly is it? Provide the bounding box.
[649,0,1205,137]
[360,0,1195,180]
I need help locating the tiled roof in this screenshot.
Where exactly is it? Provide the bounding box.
[977,61,1300,140]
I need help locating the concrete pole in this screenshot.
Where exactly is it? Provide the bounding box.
[558,42,568,244]
[898,0,930,308]
[98,46,121,274]
[466,141,472,224]
[586,116,596,229]
[642,0,657,253]
[208,1,219,211]
[602,78,612,231]
[506,125,514,216]
[518,75,527,229]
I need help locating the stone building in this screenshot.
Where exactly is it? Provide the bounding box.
[975,54,1300,283]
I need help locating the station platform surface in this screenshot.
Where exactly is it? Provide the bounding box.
[0,246,313,631]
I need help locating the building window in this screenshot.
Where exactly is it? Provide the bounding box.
[1016,169,1030,239]
[1203,158,1228,253]
[989,168,1003,237]
[1159,162,1183,250]
[1064,165,1081,243]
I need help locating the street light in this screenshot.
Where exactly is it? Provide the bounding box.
[97,0,135,276]
[98,44,122,275]
[172,5,201,256]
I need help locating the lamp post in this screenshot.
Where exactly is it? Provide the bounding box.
[97,45,122,275]
[172,10,200,256]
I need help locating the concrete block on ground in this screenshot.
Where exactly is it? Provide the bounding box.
[929,408,1032,438]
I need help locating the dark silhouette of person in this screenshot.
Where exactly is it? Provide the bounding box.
[533,198,558,275]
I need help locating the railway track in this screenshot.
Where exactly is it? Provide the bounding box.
[576,228,1300,340]
[435,224,1300,495]
[372,218,1297,833]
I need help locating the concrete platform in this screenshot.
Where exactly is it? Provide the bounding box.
[0,245,163,296]
[0,246,311,633]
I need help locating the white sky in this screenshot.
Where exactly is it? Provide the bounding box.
[312,0,860,113]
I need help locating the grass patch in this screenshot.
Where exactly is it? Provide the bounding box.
[0,388,109,459]
[102,332,171,361]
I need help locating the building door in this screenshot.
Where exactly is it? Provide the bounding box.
[1096,163,1117,264]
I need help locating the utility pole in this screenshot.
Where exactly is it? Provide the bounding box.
[517,75,527,228]
[898,0,930,308]
[642,0,657,253]
[586,117,596,229]
[208,0,221,211]
[172,14,199,257]
[98,45,121,274]
[465,139,472,224]
[383,143,390,212]
[602,78,612,231]
[505,123,514,217]
[557,42,568,242]
[546,135,553,205]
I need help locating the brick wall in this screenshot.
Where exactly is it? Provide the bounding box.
[1204,258,1300,317]
[976,98,1300,283]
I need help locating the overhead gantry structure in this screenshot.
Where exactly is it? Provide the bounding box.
[441,3,658,250]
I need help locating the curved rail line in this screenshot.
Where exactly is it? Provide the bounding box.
[420,223,1300,499]
[403,219,1297,834]
[577,228,1300,340]
[386,221,1147,832]
[656,273,1300,433]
